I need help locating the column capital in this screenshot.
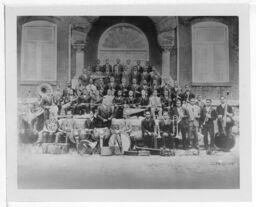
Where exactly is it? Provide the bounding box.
[72,42,86,52]
[158,30,175,52]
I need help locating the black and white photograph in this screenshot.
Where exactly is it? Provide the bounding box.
[4,2,252,203]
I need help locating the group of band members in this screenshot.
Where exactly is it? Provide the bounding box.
[36,58,235,152]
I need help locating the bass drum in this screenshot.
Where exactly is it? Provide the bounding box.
[93,127,111,141]
[120,133,131,153]
[215,133,236,151]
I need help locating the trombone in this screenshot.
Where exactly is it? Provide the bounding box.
[172,115,181,139]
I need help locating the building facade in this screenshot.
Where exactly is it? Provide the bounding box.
[17,16,238,101]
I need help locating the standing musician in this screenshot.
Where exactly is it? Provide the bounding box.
[102,58,112,74]
[113,58,123,84]
[186,97,201,149]
[36,112,59,144]
[113,90,125,119]
[39,87,54,120]
[145,60,152,73]
[141,111,157,148]
[121,66,131,86]
[216,96,234,139]
[96,97,114,128]
[125,90,137,108]
[140,67,150,84]
[149,89,162,119]
[93,59,102,72]
[196,94,205,110]
[124,59,133,74]
[135,60,143,74]
[130,66,141,85]
[159,111,174,149]
[170,99,189,149]
[200,99,217,152]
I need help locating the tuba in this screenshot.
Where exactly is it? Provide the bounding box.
[37,82,53,97]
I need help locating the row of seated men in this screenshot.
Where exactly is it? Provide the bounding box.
[37,92,235,152]
[80,58,157,86]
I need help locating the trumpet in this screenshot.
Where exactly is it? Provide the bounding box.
[202,108,212,127]
[172,115,181,139]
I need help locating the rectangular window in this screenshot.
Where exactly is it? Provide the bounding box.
[192,22,229,83]
[21,22,57,82]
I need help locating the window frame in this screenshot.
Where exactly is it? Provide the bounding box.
[191,21,230,85]
[20,20,57,83]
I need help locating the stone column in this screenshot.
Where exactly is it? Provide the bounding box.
[157,30,175,84]
[161,46,172,79]
[71,43,86,89]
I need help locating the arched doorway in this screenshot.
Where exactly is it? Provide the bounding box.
[98,23,149,66]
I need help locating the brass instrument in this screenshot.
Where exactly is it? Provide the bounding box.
[202,107,212,127]
[37,82,53,97]
[172,115,181,139]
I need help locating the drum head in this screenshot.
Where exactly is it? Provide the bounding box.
[120,133,131,152]
[215,133,235,151]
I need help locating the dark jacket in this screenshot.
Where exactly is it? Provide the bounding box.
[200,106,217,127]
[141,118,155,136]
[159,119,173,135]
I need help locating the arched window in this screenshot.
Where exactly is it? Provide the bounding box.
[192,21,229,83]
[21,20,57,82]
[98,23,149,65]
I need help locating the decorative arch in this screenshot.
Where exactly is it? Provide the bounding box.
[97,23,149,65]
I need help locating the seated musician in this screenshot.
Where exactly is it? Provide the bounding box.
[118,78,129,98]
[96,78,105,93]
[200,99,217,152]
[90,89,103,113]
[102,58,112,74]
[107,76,118,96]
[181,84,195,103]
[55,111,77,143]
[141,79,150,97]
[159,111,174,149]
[141,111,157,148]
[80,111,97,141]
[149,89,162,119]
[216,96,234,139]
[130,78,141,98]
[151,79,162,95]
[79,66,91,86]
[170,99,189,149]
[104,89,114,107]
[96,97,113,128]
[76,88,91,115]
[125,90,137,108]
[86,78,97,96]
[130,66,141,85]
[108,123,122,152]
[36,112,59,144]
[137,89,150,109]
[113,90,125,119]
[161,89,172,113]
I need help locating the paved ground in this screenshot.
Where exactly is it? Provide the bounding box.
[18,144,239,189]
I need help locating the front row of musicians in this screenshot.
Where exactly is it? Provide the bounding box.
[36,95,235,153]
